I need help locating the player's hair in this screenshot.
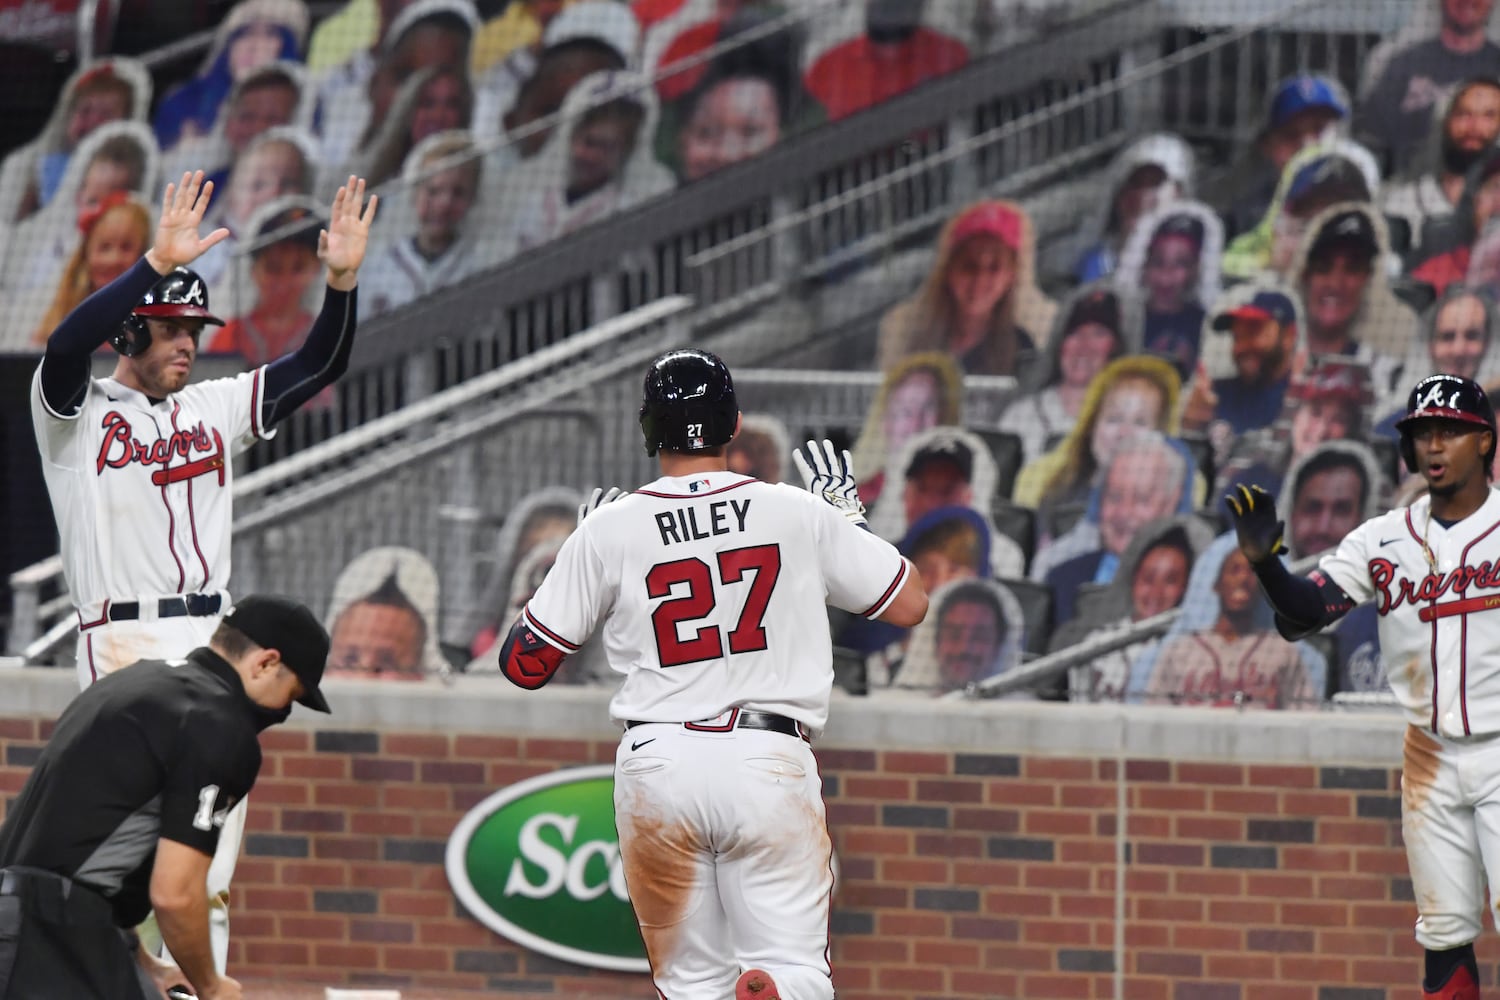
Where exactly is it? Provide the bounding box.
[210,621,260,659]
[1292,448,1370,512]
[908,516,984,573]
[347,570,430,649]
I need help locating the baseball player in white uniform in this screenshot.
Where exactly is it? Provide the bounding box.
[498,349,929,1000]
[30,170,377,975]
[1228,373,1500,1000]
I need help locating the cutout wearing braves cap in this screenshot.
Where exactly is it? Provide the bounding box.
[1263,75,1348,134]
[221,595,332,712]
[1212,289,1298,331]
[1064,288,1121,336]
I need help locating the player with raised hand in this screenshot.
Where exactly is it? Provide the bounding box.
[498,348,928,1000]
[30,170,375,975]
[1227,373,1500,1000]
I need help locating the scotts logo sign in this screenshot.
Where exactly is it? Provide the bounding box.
[445,765,649,972]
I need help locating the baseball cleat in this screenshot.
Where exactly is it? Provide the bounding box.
[736,969,782,999]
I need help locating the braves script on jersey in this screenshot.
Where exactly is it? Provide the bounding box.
[521,471,909,732]
[1316,489,1500,736]
[31,365,271,620]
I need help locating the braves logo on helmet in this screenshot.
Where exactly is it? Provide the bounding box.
[112,267,225,357]
[1395,374,1497,473]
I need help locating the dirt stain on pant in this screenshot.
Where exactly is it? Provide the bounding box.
[1403,725,1442,817]
[617,800,701,978]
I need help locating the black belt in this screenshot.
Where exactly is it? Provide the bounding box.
[108,593,222,622]
[626,710,807,741]
[0,866,115,925]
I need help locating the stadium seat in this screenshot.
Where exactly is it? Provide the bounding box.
[996,576,1053,660]
[1047,500,1088,540]
[989,498,1037,573]
[972,428,1024,500]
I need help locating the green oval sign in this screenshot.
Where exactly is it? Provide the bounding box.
[445,765,648,972]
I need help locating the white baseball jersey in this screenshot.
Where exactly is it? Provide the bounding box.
[522,470,910,734]
[31,364,273,620]
[1319,487,1500,738]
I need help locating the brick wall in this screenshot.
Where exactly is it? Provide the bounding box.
[0,712,1487,999]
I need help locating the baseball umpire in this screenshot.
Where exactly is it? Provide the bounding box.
[0,595,331,1000]
[30,169,374,969]
[1226,373,1499,1000]
[498,349,929,1000]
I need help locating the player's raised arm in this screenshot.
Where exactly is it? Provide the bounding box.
[1225,483,1355,641]
[259,176,379,427]
[37,171,230,416]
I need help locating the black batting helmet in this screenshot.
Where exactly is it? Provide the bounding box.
[1395,373,1497,474]
[639,349,739,457]
[112,266,225,357]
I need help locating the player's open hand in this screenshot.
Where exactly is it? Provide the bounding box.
[578,486,623,526]
[147,171,230,273]
[1224,483,1287,565]
[320,175,378,288]
[793,439,867,528]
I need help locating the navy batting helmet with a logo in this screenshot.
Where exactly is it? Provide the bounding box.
[1395,373,1497,474]
[638,349,739,457]
[112,266,225,357]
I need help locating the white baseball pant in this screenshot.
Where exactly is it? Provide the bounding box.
[613,721,835,1000]
[1403,724,1500,950]
[75,612,241,974]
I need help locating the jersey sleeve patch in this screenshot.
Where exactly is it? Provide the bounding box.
[860,558,910,619]
[501,616,569,690]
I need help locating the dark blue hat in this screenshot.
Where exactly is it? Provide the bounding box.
[1266,75,1348,132]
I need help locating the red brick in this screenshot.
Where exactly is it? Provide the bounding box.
[1125,813,1173,837]
[313,944,380,969]
[1246,873,1315,898]
[984,945,1055,971]
[382,786,447,811]
[259,729,309,751]
[1176,763,1245,785]
[453,735,521,758]
[915,941,982,966]
[1249,765,1316,789]
[1124,924,1171,949]
[878,966,946,991]
[245,942,309,965]
[1025,809,1096,837]
[985,891,1055,916]
[1353,851,1410,875]
[1211,899,1274,923]
[279,916,346,940]
[1024,920,1093,946]
[1210,789,1281,813]
[0,719,37,740]
[351,811,415,836]
[1174,871,1242,896]
[843,938,907,962]
[1059,841,1115,865]
[1172,925,1242,951]
[1025,866,1093,891]
[1280,846,1353,872]
[842,829,910,855]
[486,762,550,786]
[1137,897,1203,922]
[384,733,450,757]
[1320,929,1390,955]
[523,738,591,762]
[280,754,348,779]
[1320,820,1387,845]
[916,778,984,803]
[1021,973,1093,998]
[1058,894,1114,920]
[1060,784,1117,809]
[253,780,310,805]
[952,807,1020,833]
[1137,786,1207,811]
[915,833,983,858]
[951,970,1022,997]
[952,861,1020,887]
[880,858,950,882]
[986,781,1058,806]
[882,751,950,774]
[1278,957,1350,981]
[383,892,452,918]
[1281,791,1356,816]
[1318,875,1388,900]
[1025,757,1094,781]
[1123,977,1171,1000]
[383,945,450,972]
[1281,901,1352,925]
[1175,816,1245,841]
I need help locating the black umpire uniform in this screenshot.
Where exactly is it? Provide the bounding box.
[0,596,330,999]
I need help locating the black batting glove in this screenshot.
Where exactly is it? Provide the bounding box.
[1224,483,1287,565]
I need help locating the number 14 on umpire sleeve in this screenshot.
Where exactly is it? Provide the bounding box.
[647,544,782,667]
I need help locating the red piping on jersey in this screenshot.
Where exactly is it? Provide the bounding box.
[634,479,754,499]
[522,607,581,652]
[860,559,909,619]
[250,367,265,440]
[159,478,186,594]
[77,602,109,631]
[171,405,212,589]
[1455,514,1500,735]
[1407,509,1440,731]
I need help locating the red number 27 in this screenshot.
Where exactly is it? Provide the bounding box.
[646,544,781,668]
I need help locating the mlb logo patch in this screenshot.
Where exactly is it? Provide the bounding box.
[689,479,711,492]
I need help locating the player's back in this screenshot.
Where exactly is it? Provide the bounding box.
[574,471,905,733]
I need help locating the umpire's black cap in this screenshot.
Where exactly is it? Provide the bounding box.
[222,596,332,712]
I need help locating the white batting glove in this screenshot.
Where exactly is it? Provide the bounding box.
[578,487,623,527]
[793,439,868,528]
